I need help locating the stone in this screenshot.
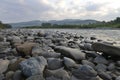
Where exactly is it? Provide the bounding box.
[5,71,14,80]
[13,70,23,80]
[116,76,120,80]
[26,75,45,80]
[16,42,36,57]
[116,61,120,67]
[9,58,25,71]
[46,76,61,80]
[44,68,70,80]
[82,60,95,68]
[0,73,4,80]
[108,63,115,71]
[0,35,4,42]
[95,64,107,72]
[98,71,112,80]
[63,57,78,69]
[70,76,79,80]
[47,58,63,70]
[20,56,47,77]
[94,56,108,64]
[0,59,10,73]
[92,42,120,56]
[54,46,86,60]
[72,65,97,80]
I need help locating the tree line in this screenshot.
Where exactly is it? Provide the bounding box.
[0,21,12,29]
[24,17,120,29]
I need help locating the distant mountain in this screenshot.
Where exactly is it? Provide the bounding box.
[10,19,99,28]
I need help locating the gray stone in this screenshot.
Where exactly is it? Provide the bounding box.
[5,71,14,80]
[54,46,86,60]
[72,65,97,80]
[47,58,63,70]
[46,76,61,80]
[0,59,10,73]
[13,70,23,80]
[45,68,70,80]
[108,63,115,71]
[0,35,4,42]
[82,60,95,68]
[116,76,120,80]
[98,71,112,80]
[64,57,78,69]
[94,56,108,64]
[116,61,120,67]
[95,64,107,72]
[0,73,4,80]
[20,56,47,77]
[92,42,120,56]
[26,75,45,80]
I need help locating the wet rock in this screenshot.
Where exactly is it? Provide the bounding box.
[16,42,36,57]
[20,56,47,77]
[94,56,108,64]
[9,58,25,71]
[64,57,78,69]
[47,58,63,70]
[82,60,95,68]
[72,65,97,80]
[45,68,70,80]
[95,64,107,72]
[92,42,120,56]
[54,46,86,60]
[26,75,45,80]
[5,71,14,80]
[98,71,112,80]
[0,59,10,73]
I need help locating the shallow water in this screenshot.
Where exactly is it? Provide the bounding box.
[32,29,120,41]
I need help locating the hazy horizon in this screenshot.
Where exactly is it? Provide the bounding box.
[0,0,120,23]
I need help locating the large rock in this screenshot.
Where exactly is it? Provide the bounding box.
[92,42,120,56]
[0,59,10,73]
[72,65,97,80]
[47,58,63,70]
[16,42,36,57]
[54,46,86,60]
[20,56,47,77]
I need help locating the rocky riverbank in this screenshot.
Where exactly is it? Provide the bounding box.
[0,29,120,80]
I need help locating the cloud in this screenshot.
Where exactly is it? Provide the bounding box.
[0,0,120,23]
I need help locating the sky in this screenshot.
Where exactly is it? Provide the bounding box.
[0,0,120,23]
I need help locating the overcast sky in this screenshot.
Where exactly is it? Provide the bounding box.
[0,0,120,23]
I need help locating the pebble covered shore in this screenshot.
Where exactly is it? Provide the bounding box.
[0,29,120,80]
